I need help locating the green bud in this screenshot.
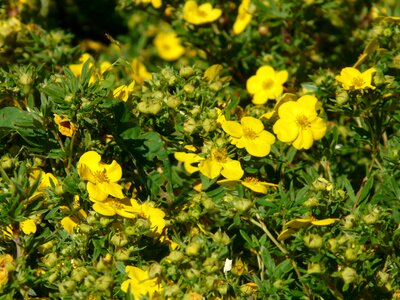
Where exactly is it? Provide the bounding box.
[205,275,216,289]
[213,229,230,245]
[183,84,195,94]
[64,94,74,102]
[164,284,180,297]
[147,102,163,115]
[208,81,223,92]
[345,248,358,261]
[42,253,58,267]
[307,263,322,274]
[79,224,92,233]
[217,281,229,295]
[84,275,96,288]
[273,279,284,289]
[95,275,113,291]
[179,66,194,78]
[185,241,201,256]
[231,258,247,276]
[343,214,355,230]
[110,233,128,248]
[304,234,323,249]
[303,196,319,208]
[59,280,76,295]
[201,196,216,210]
[114,248,132,261]
[47,272,58,283]
[148,262,162,278]
[336,91,349,105]
[167,250,184,263]
[183,118,196,133]
[233,199,253,213]
[185,268,200,280]
[71,267,89,282]
[137,101,149,113]
[152,91,164,100]
[341,267,357,285]
[203,256,219,273]
[362,208,380,224]
[124,226,136,236]
[0,154,13,169]
[99,217,113,227]
[166,95,181,109]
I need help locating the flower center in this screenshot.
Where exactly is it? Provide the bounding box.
[213,149,227,163]
[296,115,310,128]
[198,8,208,18]
[243,177,259,183]
[243,127,258,140]
[111,199,122,210]
[262,78,274,90]
[352,76,365,88]
[94,169,109,183]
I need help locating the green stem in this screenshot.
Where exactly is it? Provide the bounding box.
[249,215,312,298]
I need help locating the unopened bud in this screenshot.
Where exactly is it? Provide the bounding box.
[179,66,194,78]
[185,241,201,256]
[341,267,357,285]
[304,234,323,249]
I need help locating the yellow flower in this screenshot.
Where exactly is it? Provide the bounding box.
[20,219,37,235]
[113,81,135,102]
[28,169,60,201]
[77,151,124,201]
[198,149,244,180]
[0,254,14,289]
[273,95,327,150]
[69,53,94,78]
[54,114,78,137]
[121,266,162,299]
[246,65,288,105]
[141,202,166,235]
[130,58,152,84]
[183,1,222,25]
[60,195,87,234]
[139,0,162,8]
[154,31,185,61]
[174,151,204,174]
[92,197,139,219]
[335,67,376,90]
[233,0,253,35]
[277,216,340,241]
[218,176,278,194]
[222,116,275,157]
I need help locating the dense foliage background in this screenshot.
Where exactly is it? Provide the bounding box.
[1,0,400,299]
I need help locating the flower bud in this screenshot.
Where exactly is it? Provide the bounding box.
[84,275,96,288]
[213,229,230,245]
[147,102,162,115]
[343,214,355,230]
[164,284,180,297]
[114,248,132,261]
[362,208,380,224]
[183,118,196,134]
[59,280,76,295]
[307,263,322,274]
[179,66,194,78]
[208,81,222,92]
[110,233,128,248]
[183,84,195,94]
[95,275,113,291]
[344,248,357,261]
[148,263,163,279]
[42,253,58,267]
[304,234,323,249]
[71,267,89,282]
[185,268,200,280]
[233,199,253,213]
[0,154,13,169]
[166,95,181,108]
[167,250,184,263]
[341,267,357,285]
[273,279,284,289]
[99,217,113,227]
[203,256,219,273]
[303,196,319,208]
[231,258,247,276]
[185,241,201,256]
[336,90,349,105]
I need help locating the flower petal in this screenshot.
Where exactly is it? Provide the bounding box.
[221,160,244,180]
[273,119,299,143]
[222,121,243,138]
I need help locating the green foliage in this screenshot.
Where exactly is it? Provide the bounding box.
[1,0,400,299]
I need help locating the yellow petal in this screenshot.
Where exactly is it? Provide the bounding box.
[61,216,79,234]
[284,218,312,229]
[20,219,36,235]
[87,182,109,202]
[198,158,222,179]
[273,119,299,143]
[92,201,116,216]
[241,116,264,133]
[222,121,243,138]
[277,228,296,241]
[311,218,340,226]
[221,160,244,180]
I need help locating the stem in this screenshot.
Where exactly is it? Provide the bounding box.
[249,215,313,298]
[67,133,75,172]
